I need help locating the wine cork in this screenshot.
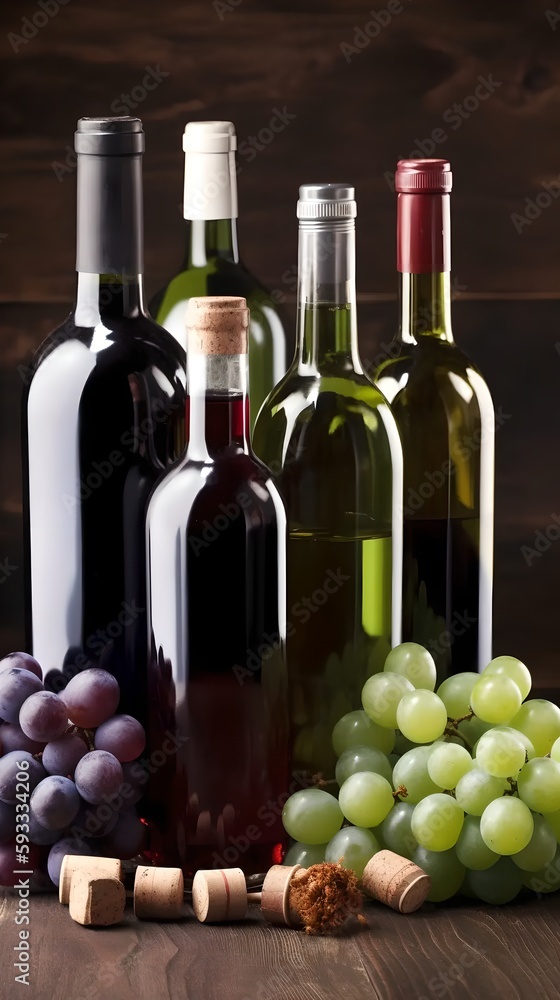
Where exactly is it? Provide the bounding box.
[186,296,249,355]
[59,855,123,905]
[362,850,431,913]
[192,868,248,923]
[260,865,303,927]
[69,870,126,927]
[133,865,184,920]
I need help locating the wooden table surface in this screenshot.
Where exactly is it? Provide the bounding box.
[1,890,559,1000]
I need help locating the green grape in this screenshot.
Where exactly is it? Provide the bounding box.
[380,801,417,859]
[455,815,499,870]
[388,753,400,769]
[480,797,534,855]
[551,737,560,764]
[412,847,465,902]
[437,672,479,719]
[483,655,532,701]
[396,691,448,744]
[283,842,328,867]
[427,743,473,789]
[392,746,440,804]
[491,727,536,760]
[411,793,464,851]
[282,788,343,844]
[521,846,560,895]
[475,730,526,778]
[509,700,560,757]
[467,858,522,904]
[361,673,414,730]
[339,772,395,828]
[544,809,560,842]
[517,757,560,814]
[335,746,392,788]
[383,643,436,691]
[325,826,380,878]
[332,710,395,757]
[511,814,557,872]
[470,674,522,725]
[455,769,507,816]
[458,715,493,746]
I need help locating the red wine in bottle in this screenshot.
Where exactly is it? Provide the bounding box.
[373,159,494,683]
[22,117,186,723]
[145,296,289,876]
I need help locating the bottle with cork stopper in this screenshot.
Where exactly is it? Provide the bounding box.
[145,295,290,878]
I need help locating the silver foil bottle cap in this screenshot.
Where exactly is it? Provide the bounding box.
[297,183,357,219]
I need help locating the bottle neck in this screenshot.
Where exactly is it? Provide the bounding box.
[186,352,250,460]
[397,190,453,344]
[296,221,361,371]
[187,219,239,268]
[399,272,453,344]
[75,273,146,325]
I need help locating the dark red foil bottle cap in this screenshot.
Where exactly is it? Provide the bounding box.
[396,159,452,194]
[396,159,451,273]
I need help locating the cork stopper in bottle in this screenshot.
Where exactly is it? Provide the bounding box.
[362,850,431,914]
[133,865,184,920]
[59,855,123,905]
[186,295,249,355]
[191,868,248,923]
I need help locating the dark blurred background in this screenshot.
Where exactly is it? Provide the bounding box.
[1,0,559,690]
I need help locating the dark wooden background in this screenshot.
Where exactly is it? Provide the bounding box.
[1,0,560,688]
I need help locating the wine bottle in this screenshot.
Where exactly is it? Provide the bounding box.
[253,184,403,783]
[22,117,186,724]
[145,295,289,875]
[373,158,494,683]
[151,120,287,426]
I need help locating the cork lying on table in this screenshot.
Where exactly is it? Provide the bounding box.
[68,870,126,927]
[134,865,184,920]
[192,868,248,923]
[59,855,123,905]
[362,849,431,913]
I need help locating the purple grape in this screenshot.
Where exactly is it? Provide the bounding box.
[0,652,42,680]
[43,669,67,694]
[30,775,80,830]
[0,840,40,887]
[19,690,68,743]
[0,751,46,804]
[120,761,149,807]
[0,668,43,724]
[0,800,15,844]
[61,668,120,728]
[47,837,92,886]
[28,811,60,846]
[74,750,123,805]
[42,733,88,776]
[94,714,146,762]
[102,810,146,860]
[0,723,45,756]
[71,799,119,839]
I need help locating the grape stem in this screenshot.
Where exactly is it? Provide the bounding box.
[443,722,473,753]
[504,776,518,796]
[393,784,408,800]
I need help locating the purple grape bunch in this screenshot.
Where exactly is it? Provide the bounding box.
[0,653,147,889]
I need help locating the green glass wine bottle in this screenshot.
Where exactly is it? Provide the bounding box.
[151,120,286,427]
[253,184,402,783]
[373,159,494,684]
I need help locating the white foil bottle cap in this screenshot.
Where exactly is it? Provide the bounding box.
[183,120,238,221]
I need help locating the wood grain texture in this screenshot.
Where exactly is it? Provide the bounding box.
[1,0,560,298]
[1,889,559,1000]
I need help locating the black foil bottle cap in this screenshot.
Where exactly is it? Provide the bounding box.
[75,116,145,155]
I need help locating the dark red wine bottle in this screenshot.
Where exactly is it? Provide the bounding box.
[145,296,289,876]
[22,117,186,722]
